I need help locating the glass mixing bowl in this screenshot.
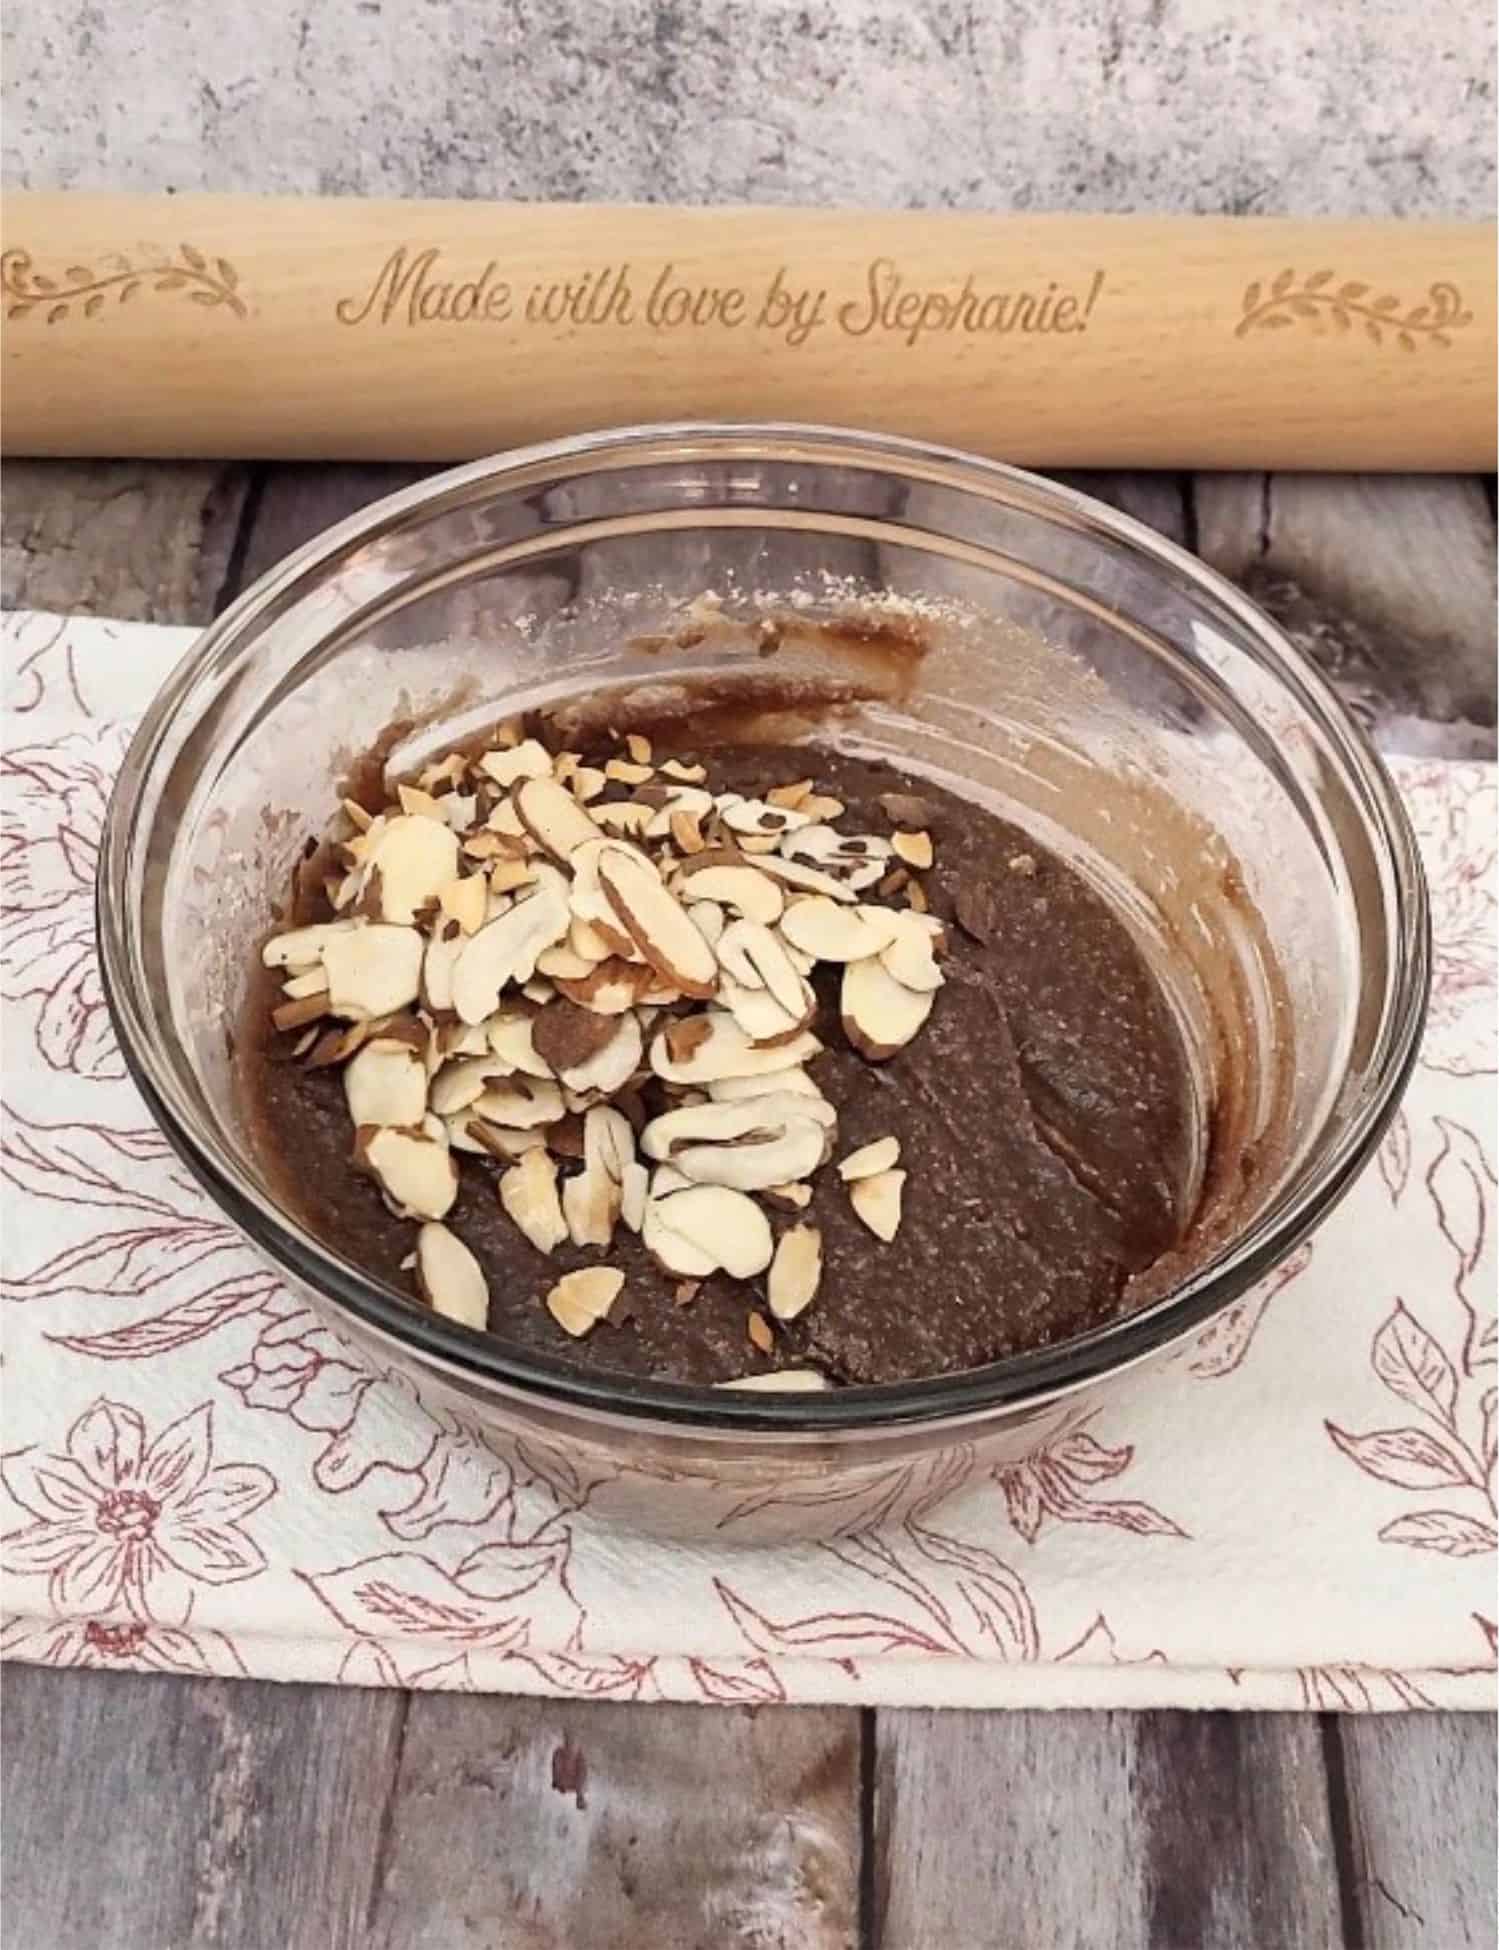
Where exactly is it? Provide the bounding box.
[99,425,1428,1529]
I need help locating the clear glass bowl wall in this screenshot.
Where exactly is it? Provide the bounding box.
[100,427,1426,1526]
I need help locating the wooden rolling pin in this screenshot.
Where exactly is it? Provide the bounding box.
[2,192,1492,468]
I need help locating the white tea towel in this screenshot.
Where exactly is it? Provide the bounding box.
[2,609,1494,1709]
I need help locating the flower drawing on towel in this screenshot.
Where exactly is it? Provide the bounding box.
[993,1411,1188,1543]
[2,734,128,1079]
[1427,1115,1498,1376]
[0,1613,250,1679]
[0,1399,276,1625]
[1327,1300,1497,1559]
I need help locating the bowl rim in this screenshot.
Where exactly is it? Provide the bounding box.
[100,420,1431,1434]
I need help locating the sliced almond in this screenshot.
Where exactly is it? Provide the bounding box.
[323,925,425,1020]
[605,757,654,786]
[420,931,460,1014]
[659,758,707,783]
[571,765,608,803]
[652,1185,773,1278]
[716,1369,830,1393]
[782,825,892,891]
[450,866,571,1023]
[688,900,726,947]
[366,815,461,925]
[799,794,845,822]
[440,792,479,832]
[562,1164,617,1250]
[344,1042,428,1127]
[473,1075,565,1128]
[891,829,934,870]
[305,1021,371,1069]
[649,1012,820,1084]
[763,1181,814,1211]
[838,1134,901,1181]
[719,975,816,1046]
[478,739,552,789]
[488,858,537,896]
[446,1114,546,1159]
[643,785,713,840]
[355,1126,458,1220]
[438,874,489,936]
[780,897,902,964]
[499,1147,568,1254]
[904,878,929,914]
[641,1095,832,1190]
[281,966,331,1000]
[273,993,331,1032]
[620,1160,649,1233]
[552,959,648,1016]
[747,1309,776,1355]
[707,1066,830,1109]
[841,956,934,1061]
[594,802,655,838]
[716,920,808,1019]
[342,797,375,832]
[721,797,814,840]
[414,1222,489,1329]
[767,779,814,810]
[569,915,620,964]
[669,809,707,854]
[261,920,357,970]
[849,1167,906,1241]
[596,844,719,999]
[557,1010,642,1096]
[536,943,599,981]
[429,1053,512,1115]
[625,732,653,765]
[768,1224,822,1321]
[669,864,784,925]
[398,782,446,821]
[749,854,857,903]
[486,796,529,839]
[510,772,600,865]
[545,1266,624,1338]
[487,1008,556,1078]
[879,911,946,993]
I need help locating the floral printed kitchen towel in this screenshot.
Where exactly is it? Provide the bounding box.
[2,608,1494,1710]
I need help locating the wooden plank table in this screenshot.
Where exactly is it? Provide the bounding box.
[3,457,1495,1950]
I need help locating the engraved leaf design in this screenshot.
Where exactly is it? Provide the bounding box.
[7,303,34,320]
[189,291,223,308]
[1378,1510,1498,1557]
[1332,307,1351,331]
[119,280,140,304]
[1339,280,1370,300]
[1325,1422,1475,1491]
[46,304,68,324]
[65,264,92,282]
[1262,314,1294,330]
[1366,320,1384,345]
[180,244,207,273]
[1433,331,1452,349]
[154,274,187,292]
[1290,297,1318,318]
[1373,294,1401,312]
[1371,1302,1458,1424]
[1272,268,1295,297]
[84,295,104,319]
[32,275,56,292]
[1241,280,1262,314]
[1407,305,1430,325]
[1305,268,1334,289]
[216,257,239,291]
[1398,332,1416,352]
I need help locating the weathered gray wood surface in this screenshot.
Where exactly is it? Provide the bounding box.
[1,458,1493,1950]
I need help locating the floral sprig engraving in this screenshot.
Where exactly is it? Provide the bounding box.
[1,245,247,322]
[1236,271,1471,349]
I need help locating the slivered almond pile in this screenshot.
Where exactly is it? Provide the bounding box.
[260,727,944,1381]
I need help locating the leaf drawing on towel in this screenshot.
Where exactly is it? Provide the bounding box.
[993,1412,1189,1543]
[1426,1117,1497,1374]
[1185,1238,1313,1378]
[1377,1108,1412,1207]
[2,733,129,1079]
[0,1399,275,1627]
[6,613,87,718]
[714,1449,1039,1675]
[1,1107,286,1355]
[1327,1298,1496,1560]
[1054,1613,1168,1667]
